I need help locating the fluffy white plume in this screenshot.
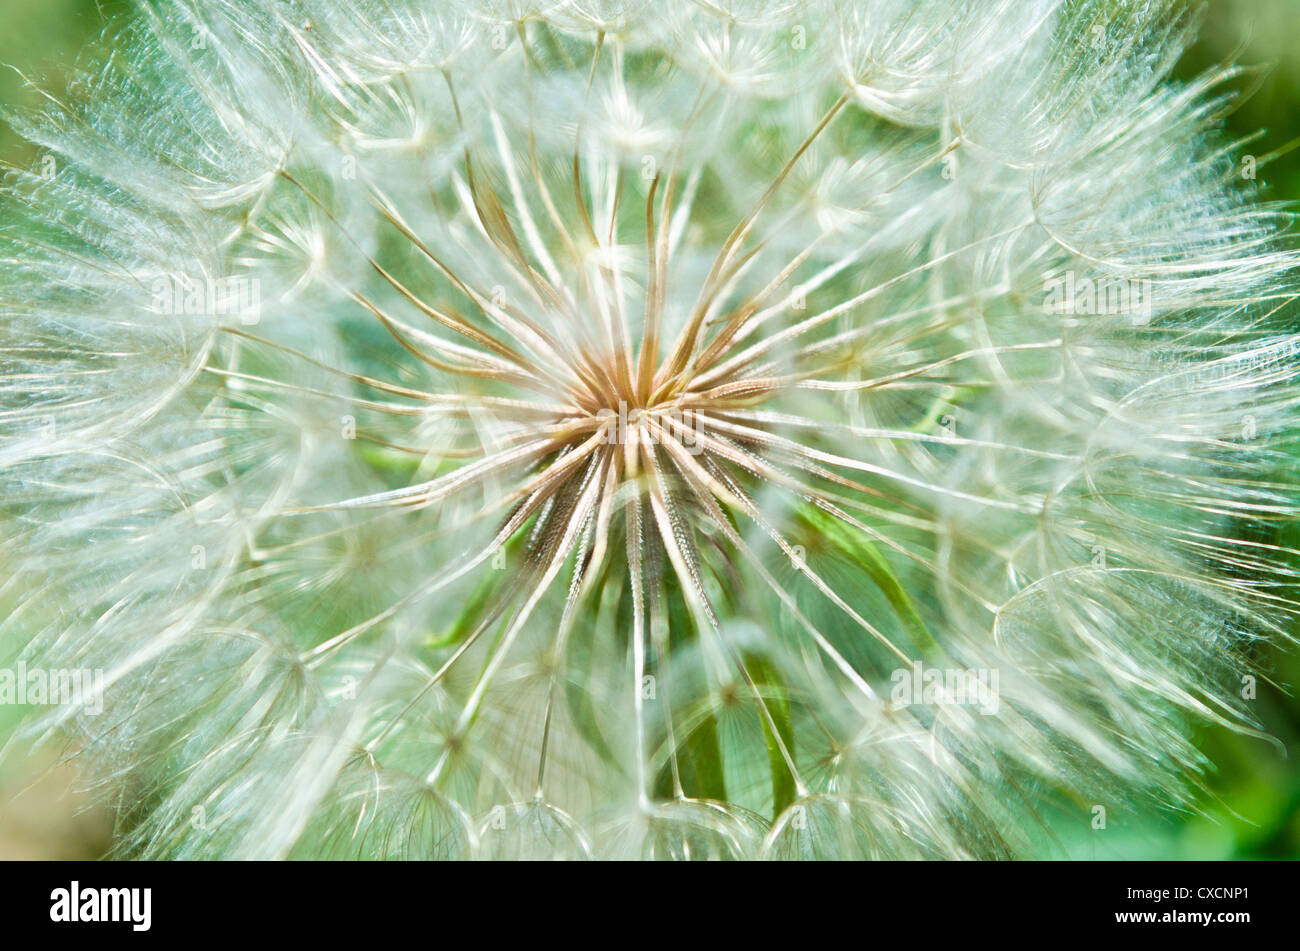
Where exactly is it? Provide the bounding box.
[1,0,1297,859]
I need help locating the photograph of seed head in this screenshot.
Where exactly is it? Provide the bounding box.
[0,0,1298,864]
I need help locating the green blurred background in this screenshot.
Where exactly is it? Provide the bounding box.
[0,0,1297,859]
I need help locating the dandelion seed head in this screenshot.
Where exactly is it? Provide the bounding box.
[2,0,1298,859]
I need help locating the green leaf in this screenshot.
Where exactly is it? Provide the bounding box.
[563,560,627,775]
[746,651,796,817]
[657,572,728,801]
[423,518,532,650]
[798,505,939,659]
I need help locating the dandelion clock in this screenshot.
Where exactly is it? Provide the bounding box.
[1,0,1298,860]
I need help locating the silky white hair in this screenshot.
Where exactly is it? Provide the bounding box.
[1,0,1297,859]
